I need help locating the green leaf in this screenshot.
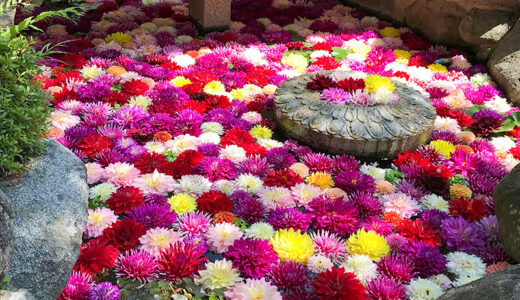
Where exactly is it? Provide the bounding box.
[462,105,486,116]
[111,84,122,92]
[331,47,350,62]
[1,275,10,290]
[495,118,517,133]
[288,30,304,42]
[163,150,178,162]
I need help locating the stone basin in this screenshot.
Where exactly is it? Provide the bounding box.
[273,71,437,159]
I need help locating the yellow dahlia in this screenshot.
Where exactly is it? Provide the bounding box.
[380,26,400,37]
[394,49,411,64]
[204,81,226,95]
[281,53,308,73]
[168,193,197,214]
[428,63,448,73]
[270,229,315,264]
[249,125,272,139]
[170,76,192,88]
[105,32,132,45]
[305,172,334,190]
[346,229,389,262]
[430,140,456,158]
[364,75,395,93]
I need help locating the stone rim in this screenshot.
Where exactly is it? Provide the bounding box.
[273,71,437,159]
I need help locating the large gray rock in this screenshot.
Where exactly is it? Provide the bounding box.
[0,139,89,299]
[439,265,520,300]
[342,0,520,59]
[0,189,13,281]
[488,18,520,107]
[494,163,520,262]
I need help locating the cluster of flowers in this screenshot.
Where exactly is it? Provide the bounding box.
[22,0,520,299]
[308,70,400,106]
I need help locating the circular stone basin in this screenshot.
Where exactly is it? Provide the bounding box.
[273,71,437,159]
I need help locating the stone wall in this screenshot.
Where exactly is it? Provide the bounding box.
[342,0,520,60]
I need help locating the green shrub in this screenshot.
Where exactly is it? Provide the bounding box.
[0,4,79,176]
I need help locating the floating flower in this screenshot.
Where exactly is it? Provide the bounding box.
[269,228,315,264]
[346,229,389,262]
[195,259,242,290]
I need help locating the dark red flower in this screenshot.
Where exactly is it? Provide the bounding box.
[61,52,87,69]
[397,219,441,248]
[306,74,336,91]
[220,128,255,147]
[106,186,144,214]
[122,79,149,96]
[449,198,488,222]
[197,191,233,215]
[337,78,365,93]
[203,95,231,110]
[104,90,130,106]
[74,239,119,277]
[134,152,171,174]
[102,218,147,251]
[164,159,194,179]
[176,149,205,166]
[262,169,303,188]
[78,134,113,158]
[157,242,208,281]
[311,267,368,300]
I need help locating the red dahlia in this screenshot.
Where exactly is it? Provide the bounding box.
[176,149,205,166]
[102,218,147,251]
[312,56,341,70]
[74,239,120,277]
[78,134,113,158]
[203,95,231,110]
[157,242,208,281]
[122,79,149,96]
[311,267,368,300]
[180,99,208,114]
[449,198,488,222]
[134,152,171,174]
[337,77,365,93]
[306,74,337,91]
[397,219,441,248]
[220,128,255,147]
[196,190,233,215]
[106,186,144,214]
[262,169,303,188]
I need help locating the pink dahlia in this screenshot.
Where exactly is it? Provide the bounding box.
[310,230,347,262]
[307,195,359,235]
[115,250,158,283]
[226,238,278,278]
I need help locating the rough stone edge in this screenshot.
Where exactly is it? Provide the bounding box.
[0,139,89,299]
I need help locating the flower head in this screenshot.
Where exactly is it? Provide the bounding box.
[346,229,389,262]
[195,259,242,290]
[269,228,315,264]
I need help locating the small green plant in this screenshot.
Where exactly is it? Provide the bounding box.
[0,3,79,176]
[1,275,9,290]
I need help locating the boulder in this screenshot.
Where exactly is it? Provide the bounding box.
[0,139,89,299]
[494,163,520,262]
[488,18,520,106]
[0,189,13,281]
[459,9,514,45]
[439,265,520,300]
